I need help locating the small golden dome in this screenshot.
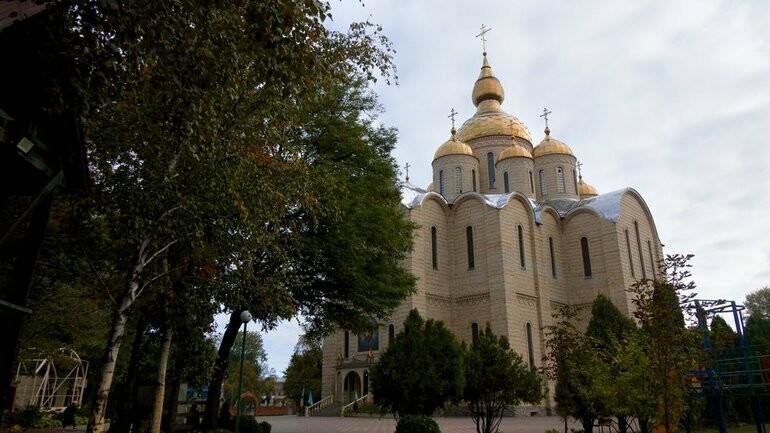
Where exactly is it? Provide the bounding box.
[579,178,599,197]
[472,53,505,107]
[498,143,533,162]
[533,127,573,157]
[434,127,475,160]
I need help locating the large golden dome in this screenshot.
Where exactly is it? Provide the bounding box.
[533,127,573,157]
[456,54,531,143]
[434,128,475,160]
[498,143,533,161]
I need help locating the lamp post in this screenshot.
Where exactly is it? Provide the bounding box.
[234,310,252,433]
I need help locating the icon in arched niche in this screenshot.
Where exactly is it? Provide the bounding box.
[357,317,379,352]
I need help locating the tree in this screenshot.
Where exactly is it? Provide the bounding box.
[463,324,542,433]
[36,2,410,432]
[283,340,323,407]
[745,286,770,319]
[222,331,268,405]
[372,309,464,418]
[710,316,737,351]
[629,253,698,433]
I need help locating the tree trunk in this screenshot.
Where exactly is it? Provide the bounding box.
[108,319,148,433]
[150,326,174,433]
[164,381,181,433]
[89,244,147,433]
[202,311,243,430]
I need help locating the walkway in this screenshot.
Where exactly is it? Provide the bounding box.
[266,415,576,433]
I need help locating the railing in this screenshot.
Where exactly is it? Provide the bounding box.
[340,393,373,417]
[305,395,333,416]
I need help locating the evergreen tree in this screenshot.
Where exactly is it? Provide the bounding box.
[283,340,323,408]
[372,309,464,418]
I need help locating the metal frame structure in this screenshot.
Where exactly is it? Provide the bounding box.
[13,348,88,410]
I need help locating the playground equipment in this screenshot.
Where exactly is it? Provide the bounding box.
[13,348,88,410]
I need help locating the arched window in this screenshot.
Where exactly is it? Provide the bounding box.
[647,239,656,278]
[487,152,496,188]
[529,171,534,193]
[581,237,592,277]
[503,172,510,193]
[344,331,350,358]
[634,221,646,279]
[573,170,579,195]
[472,169,477,192]
[539,169,547,196]
[455,166,463,194]
[466,226,475,269]
[471,322,479,345]
[556,167,565,193]
[625,229,635,277]
[526,323,535,370]
[388,324,395,343]
[431,226,438,270]
[549,236,557,277]
[517,225,526,269]
[439,170,445,195]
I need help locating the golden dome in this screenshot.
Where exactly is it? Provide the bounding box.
[434,128,475,160]
[533,127,573,157]
[472,54,504,106]
[498,143,533,162]
[579,177,599,197]
[456,109,531,142]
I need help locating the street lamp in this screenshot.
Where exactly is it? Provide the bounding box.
[234,310,252,433]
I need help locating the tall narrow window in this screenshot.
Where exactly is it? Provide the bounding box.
[472,169,477,192]
[634,221,646,279]
[439,170,445,195]
[529,171,534,193]
[549,236,557,277]
[466,226,475,269]
[344,331,350,358]
[556,167,565,193]
[503,172,510,193]
[581,237,592,277]
[573,170,579,195]
[517,225,526,268]
[455,166,463,194]
[388,324,395,343]
[625,229,635,277]
[471,322,479,345]
[539,169,547,196]
[430,226,438,270]
[647,240,656,278]
[487,152,496,188]
[526,323,535,370]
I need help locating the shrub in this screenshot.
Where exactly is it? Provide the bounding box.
[229,416,270,433]
[258,421,271,433]
[395,415,441,433]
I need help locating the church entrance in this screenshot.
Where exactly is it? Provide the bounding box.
[342,371,361,403]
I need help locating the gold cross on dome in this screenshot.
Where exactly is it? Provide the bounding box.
[448,108,458,128]
[577,160,583,178]
[540,107,552,128]
[405,162,411,182]
[476,24,491,53]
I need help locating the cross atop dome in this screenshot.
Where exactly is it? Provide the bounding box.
[476,24,491,54]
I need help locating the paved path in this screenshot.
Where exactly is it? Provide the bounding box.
[265,415,577,433]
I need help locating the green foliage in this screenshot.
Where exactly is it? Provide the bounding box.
[232,415,270,433]
[394,415,441,433]
[745,314,770,347]
[372,309,464,417]
[464,324,543,433]
[709,316,737,351]
[283,339,322,406]
[744,286,770,319]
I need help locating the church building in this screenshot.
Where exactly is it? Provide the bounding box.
[321,48,662,413]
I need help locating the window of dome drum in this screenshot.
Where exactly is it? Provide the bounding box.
[471,323,479,345]
[539,170,546,196]
[439,170,445,195]
[472,170,477,192]
[549,236,556,277]
[634,221,646,279]
[486,153,495,188]
[430,226,438,270]
[625,229,635,278]
[557,167,565,193]
[466,226,475,269]
[581,237,592,277]
[647,240,656,278]
[503,172,510,193]
[455,166,463,194]
[529,171,534,193]
[517,225,526,269]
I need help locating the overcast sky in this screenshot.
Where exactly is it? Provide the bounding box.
[255,0,770,376]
